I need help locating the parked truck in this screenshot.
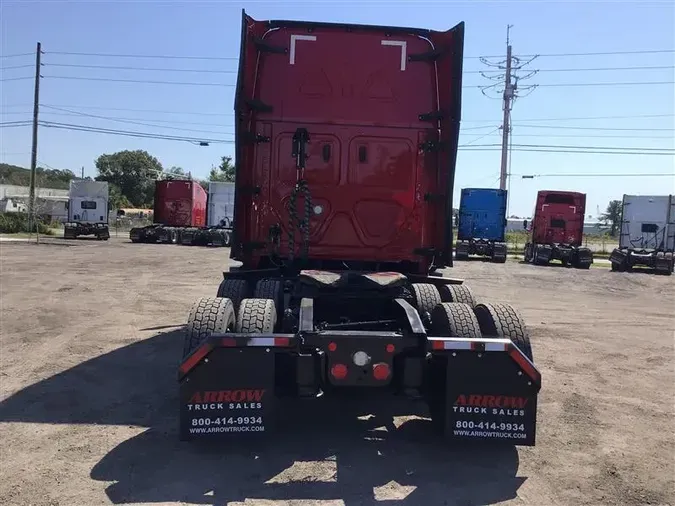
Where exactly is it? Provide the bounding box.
[129,179,233,246]
[609,194,674,275]
[178,11,541,446]
[455,188,508,262]
[63,180,110,240]
[523,190,593,269]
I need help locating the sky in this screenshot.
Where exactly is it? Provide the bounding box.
[1,0,674,218]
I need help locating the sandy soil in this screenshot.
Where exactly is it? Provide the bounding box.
[0,236,673,506]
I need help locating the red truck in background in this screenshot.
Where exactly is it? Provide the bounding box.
[129,180,233,246]
[524,190,593,269]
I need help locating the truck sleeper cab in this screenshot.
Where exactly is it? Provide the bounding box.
[455,188,508,263]
[609,194,674,275]
[523,190,593,269]
[177,11,541,446]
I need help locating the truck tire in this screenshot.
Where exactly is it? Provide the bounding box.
[184,297,235,358]
[430,302,482,339]
[439,284,477,307]
[411,283,442,315]
[216,278,250,312]
[224,231,232,247]
[254,278,281,300]
[236,298,277,333]
[473,303,533,362]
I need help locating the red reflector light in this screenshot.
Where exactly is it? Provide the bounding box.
[328,342,337,352]
[221,337,236,347]
[274,337,290,347]
[330,363,348,380]
[386,343,395,353]
[431,340,445,350]
[372,362,390,381]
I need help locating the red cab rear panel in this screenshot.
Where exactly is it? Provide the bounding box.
[531,190,587,246]
[153,180,207,228]
[231,11,464,273]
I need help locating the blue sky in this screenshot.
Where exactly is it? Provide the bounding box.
[1,0,673,217]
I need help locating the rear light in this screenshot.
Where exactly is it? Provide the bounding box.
[386,343,395,353]
[330,363,348,380]
[328,342,337,352]
[372,362,390,381]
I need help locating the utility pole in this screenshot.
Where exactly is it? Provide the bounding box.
[28,42,41,234]
[81,166,85,179]
[499,26,514,191]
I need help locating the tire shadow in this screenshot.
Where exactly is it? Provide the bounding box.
[0,330,525,506]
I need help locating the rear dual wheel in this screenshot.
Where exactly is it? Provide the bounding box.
[411,283,477,314]
[183,295,278,357]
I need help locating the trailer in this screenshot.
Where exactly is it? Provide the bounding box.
[178,11,541,446]
[129,180,233,246]
[523,190,593,269]
[455,188,508,263]
[63,180,110,240]
[609,194,674,275]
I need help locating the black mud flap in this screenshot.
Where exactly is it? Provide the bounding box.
[432,339,540,446]
[179,346,277,440]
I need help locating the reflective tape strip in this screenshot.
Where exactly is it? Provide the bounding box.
[428,337,511,351]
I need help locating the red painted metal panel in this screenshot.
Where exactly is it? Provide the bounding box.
[153,180,207,227]
[231,11,464,272]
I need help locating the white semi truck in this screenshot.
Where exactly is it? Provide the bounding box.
[64,180,110,240]
[609,194,675,275]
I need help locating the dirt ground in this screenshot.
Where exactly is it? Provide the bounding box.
[0,236,673,506]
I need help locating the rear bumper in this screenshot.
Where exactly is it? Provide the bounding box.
[178,332,540,445]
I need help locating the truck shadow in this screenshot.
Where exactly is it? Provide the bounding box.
[0,330,525,506]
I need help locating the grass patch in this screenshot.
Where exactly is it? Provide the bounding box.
[0,213,55,235]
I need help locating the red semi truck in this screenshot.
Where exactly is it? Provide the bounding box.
[129,180,232,246]
[523,190,593,269]
[177,11,541,445]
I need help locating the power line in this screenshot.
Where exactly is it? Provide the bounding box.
[0,64,34,71]
[45,50,238,61]
[516,49,675,58]
[470,65,675,74]
[460,147,675,156]
[467,143,675,152]
[516,172,674,178]
[513,124,675,131]
[40,105,234,135]
[43,62,238,74]
[40,103,230,117]
[0,121,32,128]
[44,75,232,86]
[38,120,233,144]
[535,81,675,87]
[501,113,675,122]
[0,52,34,59]
[0,76,33,82]
[45,48,675,61]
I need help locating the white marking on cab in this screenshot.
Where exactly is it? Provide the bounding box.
[290,34,317,65]
[381,40,407,71]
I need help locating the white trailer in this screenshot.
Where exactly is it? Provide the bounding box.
[64,180,110,240]
[207,182,235,228]
[609,194,674,275]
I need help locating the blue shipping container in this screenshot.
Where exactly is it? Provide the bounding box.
[457,188,508,242]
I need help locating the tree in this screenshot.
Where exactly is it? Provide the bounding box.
[168,166,186,176]
[601,200,622,237]
[108,183,132,210]
[209,156,235,182]
[94,150,162,207]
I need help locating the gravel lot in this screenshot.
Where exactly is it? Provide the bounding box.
[0,236,673,506]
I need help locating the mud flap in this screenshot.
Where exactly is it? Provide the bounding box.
[179,347,277,440]
[438,346,539,446]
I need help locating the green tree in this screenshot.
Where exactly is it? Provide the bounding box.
[108,183,132,210]
[94,150,162,207]
[601,200,622,237]
[209,156,235,182]
[167,166,185,176]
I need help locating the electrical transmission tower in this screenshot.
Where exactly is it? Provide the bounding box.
[478,26,539,192]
